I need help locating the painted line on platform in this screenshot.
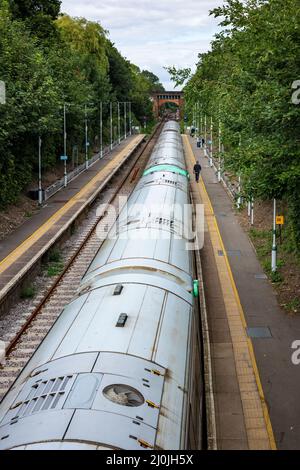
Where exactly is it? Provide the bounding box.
[183,135,276,450]
[0,136,144,275]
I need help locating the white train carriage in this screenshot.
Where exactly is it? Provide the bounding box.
[0,121,203,450]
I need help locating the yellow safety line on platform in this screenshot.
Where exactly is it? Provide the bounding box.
[0,136,144,275]
[183,135,276,450]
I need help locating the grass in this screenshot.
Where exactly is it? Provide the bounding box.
[20,285,36,299]
[285,297,300,313]
[46,249,64,277]
[250,228,285,285]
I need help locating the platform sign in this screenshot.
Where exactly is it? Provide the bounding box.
[60,155,68,161]
[276,216,284,225]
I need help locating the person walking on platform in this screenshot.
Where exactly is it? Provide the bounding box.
[193,161,202,183]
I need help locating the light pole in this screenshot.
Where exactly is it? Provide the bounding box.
[63,103,67,187]
[210,116,213,167]
[85,104,89,170]
[38,136,43,205]
[204,114,207,157]
[218,118,222,183]
[100,101,103,159]
[110,102,113,151]
[118,102,121,144]
[200,113,203,138]
[237,133,242,209]
[251,196,254,226]
[124,102,127,139]
[129,102,132,136]
[272,198,277,272]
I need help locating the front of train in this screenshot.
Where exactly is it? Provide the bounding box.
[0,121,202,450]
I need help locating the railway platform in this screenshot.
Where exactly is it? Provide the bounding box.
[0,135,145,310]
[183,135,300,450]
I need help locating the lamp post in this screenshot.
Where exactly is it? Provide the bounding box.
[237,133,242,209]
[124,102,127,139]
[129,102,132,136]
[63,103,67,187]
[200,113,203,137]
[85,104,89,170]
[100,101,103,159]
[204,114,207,157]
[218,118,222,183]
[38,136,43,205]
[272,198,277,272]
[118,102,121,144]
[210,116,213,167]
[110,102,113,151]
[251,196,254,226]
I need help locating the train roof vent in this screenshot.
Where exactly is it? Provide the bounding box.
[103,384,144,407]
[11,376,74,420]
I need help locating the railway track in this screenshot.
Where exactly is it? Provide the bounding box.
[0,122,164,402]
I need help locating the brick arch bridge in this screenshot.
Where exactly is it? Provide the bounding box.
[152,91,184,118]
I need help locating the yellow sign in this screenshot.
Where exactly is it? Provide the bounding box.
[276,216,284,225]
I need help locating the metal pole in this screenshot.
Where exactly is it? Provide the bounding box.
[248,200,251,218]
[85,104,88,170]
[118,102,121,144]
[251,197,254,226]
[200,113,203,138]
[129,102,132,136]
[63,103,67,187]
[124,102,127,139]
[272,198,277,272]
[237,133,242,209]
[204,114,207,157]
[218,118,221,182]
[210,116,213,167]
[38,136,42,205]
[110,102,113,151]
[100,101,103,159]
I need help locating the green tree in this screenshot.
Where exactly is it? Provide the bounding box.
[181,0,300,250]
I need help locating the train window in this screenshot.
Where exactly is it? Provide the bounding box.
[103,384,144,407]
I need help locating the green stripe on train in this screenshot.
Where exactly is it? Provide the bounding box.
[143,165,189,178]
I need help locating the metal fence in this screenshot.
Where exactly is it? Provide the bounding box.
[203,147,239,201]
[44,135,130,202]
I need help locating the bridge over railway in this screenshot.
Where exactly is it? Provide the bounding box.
[152,91,184,118]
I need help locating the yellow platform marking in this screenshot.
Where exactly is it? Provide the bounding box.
[0,136,144,275]
[183,135,276,450]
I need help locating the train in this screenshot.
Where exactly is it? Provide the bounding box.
[0,120,204,450]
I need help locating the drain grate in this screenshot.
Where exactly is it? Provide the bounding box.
[254,274,268,280]
[247,327,272,339]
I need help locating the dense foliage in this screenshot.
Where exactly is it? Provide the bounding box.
[175,0,300,251]
[0,0,163,207]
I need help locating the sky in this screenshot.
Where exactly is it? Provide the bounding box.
[60,0,222,91]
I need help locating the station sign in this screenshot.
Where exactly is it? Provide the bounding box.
[276,216,284,225]
[60,155,68,161]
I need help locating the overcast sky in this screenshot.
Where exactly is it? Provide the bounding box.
[60,0,222,90]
